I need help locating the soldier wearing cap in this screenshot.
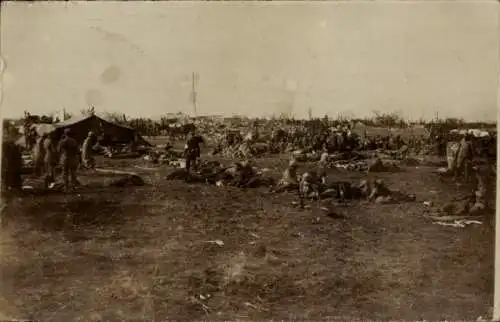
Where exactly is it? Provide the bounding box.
[58,128,79,191]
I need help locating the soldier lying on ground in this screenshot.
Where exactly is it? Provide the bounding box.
[238,161,273,187]
[165,160,273,188]
[320,180,362,201]
[366,179,416,204]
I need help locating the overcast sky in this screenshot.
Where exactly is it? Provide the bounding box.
[1,1,498,121]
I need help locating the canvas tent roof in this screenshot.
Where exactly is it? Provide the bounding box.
[51,114,151,146]
[449,128,490,138]
[34,123,57,136]
[54,114,134,130]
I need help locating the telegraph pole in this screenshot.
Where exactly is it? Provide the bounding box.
[192,72,198,117]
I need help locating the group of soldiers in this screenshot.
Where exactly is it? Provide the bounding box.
[215,124,435,157]
[186,124,488,210]
[2,117,494,208]
[2,128,98,192]
[270,156,418,208]
[269,133,482,208]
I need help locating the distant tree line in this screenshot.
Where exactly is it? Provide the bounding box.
[8,109,495,139]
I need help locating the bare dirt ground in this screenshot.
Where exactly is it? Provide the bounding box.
[0,152,494,321]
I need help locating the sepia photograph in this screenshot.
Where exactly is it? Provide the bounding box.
[0,1,498,320]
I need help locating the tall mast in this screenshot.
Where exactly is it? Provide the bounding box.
[192,72,198,117]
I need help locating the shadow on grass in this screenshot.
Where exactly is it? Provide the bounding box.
[3,196,142,235]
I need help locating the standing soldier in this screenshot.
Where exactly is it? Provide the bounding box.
[409,135,415,152]
[28,127,37,152]
[184,128,204,176]
[2,138,23,192]
[43,132,58,188]
[318,147,329,183]
[129,132,139,153]
[58,128,79,191]
[33,133,46,177]
[454,133,475,183]
[81,131,96,169]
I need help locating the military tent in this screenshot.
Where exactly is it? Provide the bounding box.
[34,123,57,136]
[449,128,490,138]
[50,114,152,146]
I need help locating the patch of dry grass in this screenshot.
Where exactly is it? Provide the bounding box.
[0,157,494,320]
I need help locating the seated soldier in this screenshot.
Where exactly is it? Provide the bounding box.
[298,171,325,208]
[469,165,493,214]
[318,149,329,177]
[357,179,371,199]
[368,179,391,202]
[273,160,299,193]
[231,160,259,188]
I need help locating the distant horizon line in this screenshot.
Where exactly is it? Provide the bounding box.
[2,109,497,124]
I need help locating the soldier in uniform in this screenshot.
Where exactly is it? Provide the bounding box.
[2,138,23,192]
[58,128,79,191]
[81,131,96,169]
[43,132,58,188]
[184,128,204,175]
[455,133,475,183]
[272,160,299,193]
[33,133,46,177]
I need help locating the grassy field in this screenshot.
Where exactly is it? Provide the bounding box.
[0,151,494,321]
